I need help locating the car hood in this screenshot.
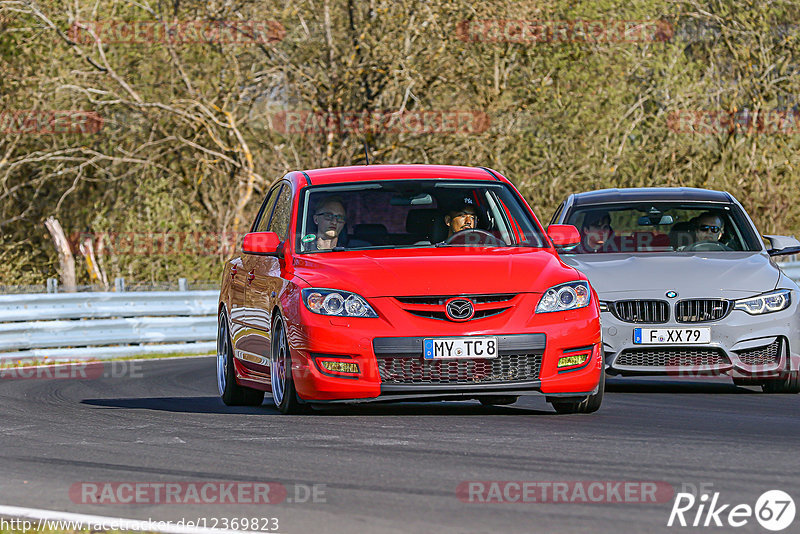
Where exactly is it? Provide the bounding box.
[560,252,780,298]
[293,248,577,297]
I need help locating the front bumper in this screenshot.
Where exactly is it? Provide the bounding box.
[601,301,800,379]
[284,292,602,402]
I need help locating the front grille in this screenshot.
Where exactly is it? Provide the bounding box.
[405,308,510,321]
[615,348,729,367]
[377,354,541,384]
[736,339,782,366]
[395,294,516,305]
[612,300,669,323]
[676,299,731,323]
[394,293,517,322]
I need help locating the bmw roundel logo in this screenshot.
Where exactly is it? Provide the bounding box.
[445,298,475,322]
[666,291,678,299]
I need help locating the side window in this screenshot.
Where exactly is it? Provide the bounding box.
[255,185,284,233]
[269,185,293,240]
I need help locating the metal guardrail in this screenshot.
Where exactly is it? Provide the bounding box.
[0,290,218,361]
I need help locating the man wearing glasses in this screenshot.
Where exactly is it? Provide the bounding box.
[308,197,347,251]
[693,212,731,249]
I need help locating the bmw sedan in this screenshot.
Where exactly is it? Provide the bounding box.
[217,164,604,413]
[550,187,800,393]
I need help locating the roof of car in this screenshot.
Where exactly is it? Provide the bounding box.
[571,187,732,205]
[301,164,503,185]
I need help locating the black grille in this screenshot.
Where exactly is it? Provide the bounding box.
[616,348,729,367]
[612,300,669,323]
[675,299,730,323]
[405,308,510,321]
[377,354,541,384]
[395,294,516,305]
[736,339,782,366]
[394,294,516,322]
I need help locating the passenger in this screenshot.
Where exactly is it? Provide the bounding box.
[577,210,614,253]
[305,196,347,251]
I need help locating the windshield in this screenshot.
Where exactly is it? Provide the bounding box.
[295,180,547,253]
[563,203,762,254]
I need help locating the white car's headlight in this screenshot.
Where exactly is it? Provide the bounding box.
[302,288,378,318]
[536,281,591,313]
[733,289,791,315]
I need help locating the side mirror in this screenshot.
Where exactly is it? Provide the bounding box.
[242,232,282,256]
[764,234,800,256]
[547,224,581,249]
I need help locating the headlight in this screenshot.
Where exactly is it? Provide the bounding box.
[733,289,791,315]
[536,281,591,313]
[302,288,378,318]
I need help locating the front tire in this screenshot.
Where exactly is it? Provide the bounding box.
[762,371,800,394]
[270,314,309,414]
[549,369,605,414]
[217,311,265,406]
[761,341,800,394]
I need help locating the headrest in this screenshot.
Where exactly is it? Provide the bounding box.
[405,209,438,235]
[353,223,388,242]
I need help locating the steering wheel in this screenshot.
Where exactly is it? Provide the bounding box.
[445,228,506,246]
[685,241,730,251]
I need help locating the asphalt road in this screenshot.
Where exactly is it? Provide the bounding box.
[0,356,798,534]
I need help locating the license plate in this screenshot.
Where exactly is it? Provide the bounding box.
[423,337,498,359]
[634,327,711,344]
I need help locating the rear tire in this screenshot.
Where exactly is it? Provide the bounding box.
[217,311,265,406]
[550,368,605,414]
[270,314,310,414]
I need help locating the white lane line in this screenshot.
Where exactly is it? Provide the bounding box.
[0,504,271,534]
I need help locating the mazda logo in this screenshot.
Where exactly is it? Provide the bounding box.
[445,298,475,321]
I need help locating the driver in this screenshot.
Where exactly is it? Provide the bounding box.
[444,200,479,238]
[693,212,725,244]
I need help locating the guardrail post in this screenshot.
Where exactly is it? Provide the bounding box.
[114,277,126,292]
[178,278,188,291]
[46,278,58,293]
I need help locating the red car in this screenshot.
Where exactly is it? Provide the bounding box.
[217,164,603,413]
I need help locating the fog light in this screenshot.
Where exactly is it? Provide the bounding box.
[558,353,589,368]
[317,359,360,376]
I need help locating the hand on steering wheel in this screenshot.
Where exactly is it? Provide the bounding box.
[444,228,506,246]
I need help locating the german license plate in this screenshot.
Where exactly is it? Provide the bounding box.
[634,327,711,344]
[423,337,498,359]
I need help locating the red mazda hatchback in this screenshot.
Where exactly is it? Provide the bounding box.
[217,165,603,413]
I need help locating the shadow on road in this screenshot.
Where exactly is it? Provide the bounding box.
[81,396,554,415]
[606,377,758,394]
